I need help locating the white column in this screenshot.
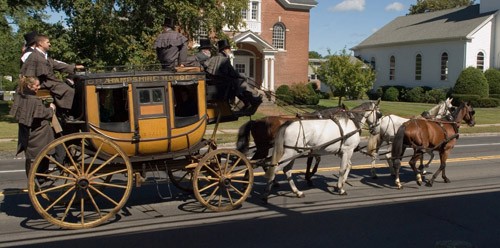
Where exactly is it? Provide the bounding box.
[263,58,269,91]
[270,58,275,91]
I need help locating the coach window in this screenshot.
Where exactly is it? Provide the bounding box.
[440,52,448,81]
[173,83,199,128]
[97,87,130,132]
[415,54,422,81]
[138,87,165,117]
[389,56,395,80]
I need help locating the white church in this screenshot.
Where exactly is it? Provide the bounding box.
[352,0,499,90]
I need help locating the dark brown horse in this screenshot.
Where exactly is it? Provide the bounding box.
[391,102,475,189]
[236,105,347,185]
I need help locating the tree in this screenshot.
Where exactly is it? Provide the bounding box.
[309,51,322,59]
[47,0,248,66]
[408,0,475,14]
[316,49,375,105]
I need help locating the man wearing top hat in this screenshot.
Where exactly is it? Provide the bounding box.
[205,39,262,115]
[154,17,188,71]
[184,39,212,70]
[20,31,38,67]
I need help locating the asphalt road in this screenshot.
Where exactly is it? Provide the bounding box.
[0,135,500,248]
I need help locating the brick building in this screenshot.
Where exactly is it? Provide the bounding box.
[223,0,317,92]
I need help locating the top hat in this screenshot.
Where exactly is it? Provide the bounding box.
[198,39,212,50]
[24,31,38,47]
[163,17,175,27]
[217,39,231,51]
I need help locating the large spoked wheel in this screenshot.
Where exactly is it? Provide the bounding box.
[27,133,133,229]
[193,149,253,212]
[167,167,194,193]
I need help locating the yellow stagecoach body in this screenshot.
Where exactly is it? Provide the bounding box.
[82,71,208,157]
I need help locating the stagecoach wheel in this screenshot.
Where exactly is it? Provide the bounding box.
[27,133,133,229]
[167,167,194,193]
[193,149,253,212]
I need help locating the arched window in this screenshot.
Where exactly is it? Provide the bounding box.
[272,23,285,50]
[477,52,484,71]
[389,56,395,80]
[440,52,448,81]
[415,54,422,81]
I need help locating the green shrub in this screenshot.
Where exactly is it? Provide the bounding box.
[275,85,293,104]
[490,94,500,99]
[453,67,488,98]
[485,68,500,94]
[383,87,399,101]
[425,89,447,103]
[472,98,500,108]
[403,87,425,102]
[450,94,481,106]
[290,83,320,105]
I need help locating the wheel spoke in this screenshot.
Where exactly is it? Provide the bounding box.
[229,184,245,197]
[86,143,104,175]
[88,154,120,178]
[227,156,243,175]
[44,185,76,212]
[225,188,235,205]
[92,181,127,189]
[86,189,102,218]
[61,191,77,223]
[198,181,219,193]
[81,138,86,176]
[89,168,128,181]
[35,172,76,182]
[229,167,249,178]
[88,185,119,206]
[62,143,81,175]
[206,186,220,203]
[229,179,250,184]
[201,163,221,179]
[45,155,79,178]
[35,182,74,196]
[80,196,85,226]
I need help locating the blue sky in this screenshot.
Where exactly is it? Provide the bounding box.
[309,0,416,56]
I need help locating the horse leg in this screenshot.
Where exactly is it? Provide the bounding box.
[427,151,450,187]
[335,150,353,195]
[306,156,321,186]
[261,165,280,203]
[393,157,403,189]
[283,161,304,198]
[409,152,423,186]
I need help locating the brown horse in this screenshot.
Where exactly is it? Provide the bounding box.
[391,102,475,189]
[236,105,347,185]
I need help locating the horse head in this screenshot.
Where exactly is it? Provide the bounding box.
[453,101,476,127]
[353,101,382,135]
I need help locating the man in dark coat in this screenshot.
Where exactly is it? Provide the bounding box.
[205,39,262,115]
[21,34,84,113]
[154,17,188,71]
[20,31,38,67]
[184,39,212,70]
[10,77,56,177]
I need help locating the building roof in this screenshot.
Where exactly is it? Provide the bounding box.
[277,0,318,10]
[352,4,497,50]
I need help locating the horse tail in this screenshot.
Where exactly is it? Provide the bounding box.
[271,121,291,166]
[391,124,406,161]
[236,120,255,154]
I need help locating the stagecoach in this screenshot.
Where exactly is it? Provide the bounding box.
[28,67,255,229]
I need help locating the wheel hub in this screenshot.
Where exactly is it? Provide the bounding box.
[220,177,231,188]
[77,177,90,190]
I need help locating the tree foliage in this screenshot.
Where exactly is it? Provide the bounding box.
[309,51,322,59]
[408,0,475,14]
[316,49,375,105]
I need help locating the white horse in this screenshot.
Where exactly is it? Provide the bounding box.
[366,98,454,178]
[261,100,382,201]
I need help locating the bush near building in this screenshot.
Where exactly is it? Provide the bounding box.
[485,68,500,99]
[453,67,489,98]
[275,83,320,106]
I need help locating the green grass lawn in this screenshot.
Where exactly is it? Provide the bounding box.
[1,99,499,150]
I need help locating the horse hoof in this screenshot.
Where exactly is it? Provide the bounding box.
[339,191,347,196]
[261,197,269,204]
[425,182,433,187]
[444,178,451,183]
[297,192,305,198]
[371,174,378,179]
